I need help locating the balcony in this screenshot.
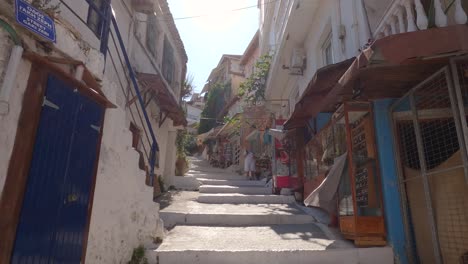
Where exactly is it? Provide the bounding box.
[374,0,467,39]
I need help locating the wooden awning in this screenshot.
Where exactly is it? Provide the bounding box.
[23,52,116,108]
[284,58,354,129]
[137,72,187,126]
[284,25,468,129]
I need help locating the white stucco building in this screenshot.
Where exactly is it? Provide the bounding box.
[259,0,371,117]
[259,1,468,263]
[0,0,186,263]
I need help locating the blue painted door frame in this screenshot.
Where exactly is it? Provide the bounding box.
[373,99,409,264]
[11,74,104,263]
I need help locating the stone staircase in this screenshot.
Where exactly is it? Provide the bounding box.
[148,157,393,264]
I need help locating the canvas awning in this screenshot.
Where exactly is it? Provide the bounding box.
[284,58,354,129]
[137,72,187,126]
[285,25,468,129]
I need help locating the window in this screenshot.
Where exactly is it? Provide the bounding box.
[162,36,175,85]
[146,14,160,58]
[87,0,105,38]
[322,32,334,66]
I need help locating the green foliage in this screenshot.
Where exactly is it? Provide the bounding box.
[223,115,242,137]
[181,74,195,101]
[158,175,166,193]
[176,130,188,158]
[176,130,198,156]
[238,54,272,104]
[184,135,198,155]
[198,83,229,134]
[127,246,148,264]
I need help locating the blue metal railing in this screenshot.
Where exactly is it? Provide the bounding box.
[110,15,159,185]
[59,0,160,185]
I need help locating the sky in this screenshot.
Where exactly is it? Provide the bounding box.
[167,0,259,93]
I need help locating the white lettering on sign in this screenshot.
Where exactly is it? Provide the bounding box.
[15,0,56,42]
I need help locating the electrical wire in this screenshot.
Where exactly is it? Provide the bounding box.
[159,0,280,21]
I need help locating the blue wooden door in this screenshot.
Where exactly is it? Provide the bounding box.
[11,74,104,264]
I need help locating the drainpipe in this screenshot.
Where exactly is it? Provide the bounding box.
[0,18,23,116]
[352,0,361,54]
[360,0,372,41]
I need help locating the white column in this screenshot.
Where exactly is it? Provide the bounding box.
[433,0,448,27]
[404,0,418,32]
[454,0,468,24]
[414,0,428,30]
[390,16,398,34]
[396,5,407,33]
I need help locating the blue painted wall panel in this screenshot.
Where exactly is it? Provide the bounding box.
[373,99,409,264]
[306,113,333,143]
[316,113,333,132]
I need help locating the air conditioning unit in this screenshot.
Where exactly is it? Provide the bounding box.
[289,67,303,75]
[289,48,305,75]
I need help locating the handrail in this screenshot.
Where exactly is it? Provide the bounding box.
[59,0,160,185]
[110,15,159,185]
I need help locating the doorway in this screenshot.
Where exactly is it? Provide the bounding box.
[10,74,104,263]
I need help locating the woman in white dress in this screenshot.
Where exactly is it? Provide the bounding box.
[244,150,256,180]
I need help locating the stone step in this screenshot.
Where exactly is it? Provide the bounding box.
[197,178,266,186]
[197,193,295,204]
[151,225,393,264]
[199,185,272,194]
[160,203,316,227]
[186,171,246,181]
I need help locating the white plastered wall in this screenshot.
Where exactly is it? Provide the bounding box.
[0,29,31,196]
[0,1,166,262]
[267,0,371,113]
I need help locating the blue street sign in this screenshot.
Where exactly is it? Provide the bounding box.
[15,0,56,43]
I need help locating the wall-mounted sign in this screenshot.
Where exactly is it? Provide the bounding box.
[15,0,56,43]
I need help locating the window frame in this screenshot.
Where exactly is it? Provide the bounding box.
[321,31,334,66]
[146,14,160,59]
[162,36,175,86]
[86,0,111,54]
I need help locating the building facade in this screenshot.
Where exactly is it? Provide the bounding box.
[0,0,186,263]
[259,0,468,263]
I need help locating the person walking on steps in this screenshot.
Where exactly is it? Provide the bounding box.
[244,150,256,180]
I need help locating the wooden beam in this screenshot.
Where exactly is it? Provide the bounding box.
[159,112,169,127]
[144,91,155,108]
[126,86,152,107]
[23,52,116,108]
[0,66,46,264]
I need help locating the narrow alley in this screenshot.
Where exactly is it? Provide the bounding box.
[149,157,393,264]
